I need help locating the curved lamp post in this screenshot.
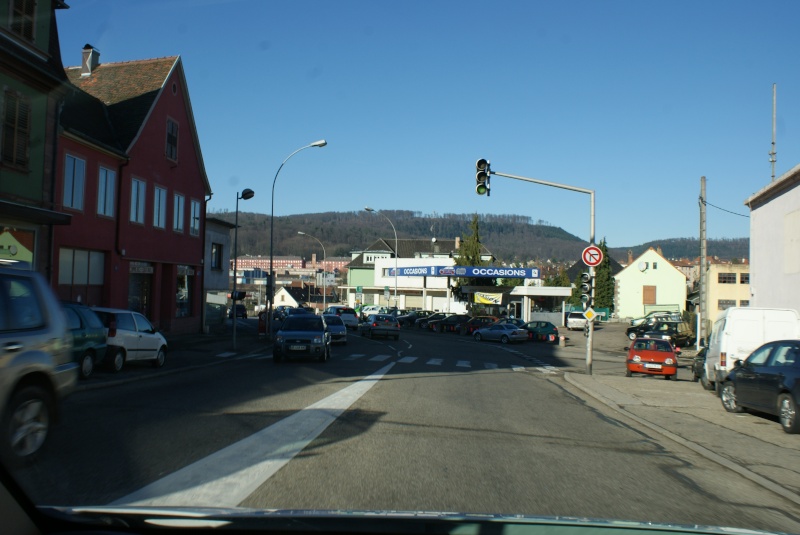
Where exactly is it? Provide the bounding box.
[364,207,398,308]
[232,188,254,349]
[268,139,327,336]
[298,231,327,311]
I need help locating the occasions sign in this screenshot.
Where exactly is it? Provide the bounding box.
[391,266,540,279]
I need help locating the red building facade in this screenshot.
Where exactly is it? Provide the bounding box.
[52,47,211,334]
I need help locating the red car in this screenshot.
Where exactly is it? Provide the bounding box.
[625,337,679,380]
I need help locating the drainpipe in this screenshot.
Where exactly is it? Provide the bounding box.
[201,193,213,333]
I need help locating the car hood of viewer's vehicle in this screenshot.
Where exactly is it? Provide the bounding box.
[40,506,774,535]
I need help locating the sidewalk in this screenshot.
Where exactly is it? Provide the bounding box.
[564,370,800,507]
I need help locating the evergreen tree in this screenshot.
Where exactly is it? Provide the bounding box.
[453,214,494,310]
[594,238,615,311]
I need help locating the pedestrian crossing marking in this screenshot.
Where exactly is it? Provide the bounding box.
[370,355,392,361]
[456,360,471,368]
[484,363,498,369]
[397,356,417,363]
[426,358,443,366]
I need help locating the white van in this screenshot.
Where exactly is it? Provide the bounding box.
[702,307,800,391]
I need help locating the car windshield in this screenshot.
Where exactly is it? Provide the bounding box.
[3,2,792,535]
[281,317,324,331]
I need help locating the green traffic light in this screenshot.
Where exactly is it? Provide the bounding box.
[476,183,488,195]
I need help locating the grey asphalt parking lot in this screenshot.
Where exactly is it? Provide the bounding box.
[76,318,800,506]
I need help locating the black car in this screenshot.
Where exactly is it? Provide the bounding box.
[229,304,247,319]
[640,321,694,348]
[720,339,800,434]
[62,301,108,379]
[428,314,471,333]
[415,312,452,330]
[273,314,331,363]
[397,310,431,328]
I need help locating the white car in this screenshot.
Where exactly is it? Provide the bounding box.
[91,308,168,372]
[566,312,588,331]
[323,306,360,330]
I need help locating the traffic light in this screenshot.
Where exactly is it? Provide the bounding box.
[580,272,593,309]
[475,158,491,196]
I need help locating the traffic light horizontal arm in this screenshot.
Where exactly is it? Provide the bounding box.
[490,171,594,196]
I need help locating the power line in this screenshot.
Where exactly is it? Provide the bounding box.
[699,197,749,218]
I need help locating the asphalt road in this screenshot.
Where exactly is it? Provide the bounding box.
[10,323,800,533]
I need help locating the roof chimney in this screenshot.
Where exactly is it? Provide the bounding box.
[627,250,633,264]
[81,44,100,76]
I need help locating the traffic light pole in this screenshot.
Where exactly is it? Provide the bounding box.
[488,170,596,375]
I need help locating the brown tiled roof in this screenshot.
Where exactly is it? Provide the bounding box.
[64,57,178,150]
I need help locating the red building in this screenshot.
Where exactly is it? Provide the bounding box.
[52,46,211,334]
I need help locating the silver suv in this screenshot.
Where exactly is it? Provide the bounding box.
[0,266,78,464]
[566,311,588,331]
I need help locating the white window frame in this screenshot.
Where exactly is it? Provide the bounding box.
[64,154,86,210]
[97,166,115,217]
[154,186,167,229]
[130,178,146,224]
[173,193,185,232]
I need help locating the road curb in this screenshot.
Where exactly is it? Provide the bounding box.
[563,373,800,507]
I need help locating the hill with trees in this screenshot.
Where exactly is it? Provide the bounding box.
[210,210,749,264]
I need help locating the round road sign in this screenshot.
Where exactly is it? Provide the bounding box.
[582,245,603,267]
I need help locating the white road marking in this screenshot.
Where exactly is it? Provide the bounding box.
[369,355,392,361]
[397,356,417,363]
[111,363,395,508]
[484,363,498,369]
[426,358,443,366]
[511,365,525,372]
[456,360,471,368]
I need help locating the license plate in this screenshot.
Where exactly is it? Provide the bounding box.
[644,363,662,369]
[289,345,307,351]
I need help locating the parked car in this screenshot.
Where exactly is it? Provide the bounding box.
[397,310,432,328]
[495,317,526,328]
[322,314,347,345]
[473,323,528,344]
[415,312,452,330]
[428,314,471,333]
[641,320,694,348]
[359,305,386,321]
[61,301,108,379]
[625,337,679,380]
[523,321,559,342]
[719,339,800,433]
[630,311,680,327]
[460,316,498,336]
[0,266,79,464]
[228,304,247,319]
[91,308,168,372]
[323,305,360,330]
[360,314,400,340]
[273,314,331,363]
[566,311,587,331]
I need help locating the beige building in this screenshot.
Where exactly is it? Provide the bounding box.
[704,263,750,316]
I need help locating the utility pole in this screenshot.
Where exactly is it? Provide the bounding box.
[699,176,707,347]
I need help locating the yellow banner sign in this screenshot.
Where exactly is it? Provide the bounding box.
[474,292,503,305]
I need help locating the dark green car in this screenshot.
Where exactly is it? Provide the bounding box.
[62,302,108,379]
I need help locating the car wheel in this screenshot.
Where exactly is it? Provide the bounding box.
[700,368,714,391]
[625,368,632,377]
[153,346,166,368]
[80,351,94,379]
[720,382,743,413]
[109,348,125,373]
[664,374,672,380]
[474,333,482,342]
[628,332,637,340]
[778,394,799,434]
[500,335,509,344]
[1,385,52,465]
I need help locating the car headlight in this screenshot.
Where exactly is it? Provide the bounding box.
[632,355,641,362]
[664,358,675,365]
[313,336,322,344]
[275,335,284,344]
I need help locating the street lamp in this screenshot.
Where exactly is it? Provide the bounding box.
[298,231,327,311]
[364,207,398,308]
[268,139,327,336]
[232,188,255,350]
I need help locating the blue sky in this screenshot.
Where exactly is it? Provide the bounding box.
[55,0,800,248]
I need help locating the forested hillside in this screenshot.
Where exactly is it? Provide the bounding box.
[210,210,749,264]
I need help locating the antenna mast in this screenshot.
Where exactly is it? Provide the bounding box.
[770,83,777,181]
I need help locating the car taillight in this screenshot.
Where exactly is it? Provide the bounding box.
[372,322,378,327]
[720,351,726,367]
